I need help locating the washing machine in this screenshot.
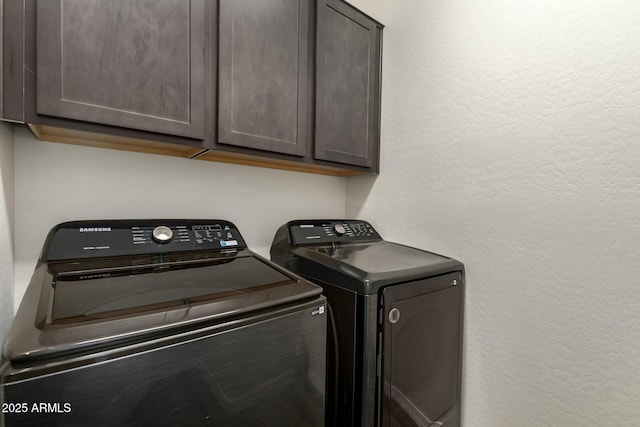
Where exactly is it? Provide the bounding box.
[1,219,326,427]
[271,219,464,427]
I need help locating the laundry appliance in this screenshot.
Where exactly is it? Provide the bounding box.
[271,219,464,427]
[1,219,326,426]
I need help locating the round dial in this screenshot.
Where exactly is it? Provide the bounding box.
[152,226,174,243]
[333,224,346,236]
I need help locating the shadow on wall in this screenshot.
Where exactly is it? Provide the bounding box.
[0,122,15,356]
[0,126,14,237]
[345,175,377,217]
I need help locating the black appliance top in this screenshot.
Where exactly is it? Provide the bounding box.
[4,220,321,363]
[271,220,464,295]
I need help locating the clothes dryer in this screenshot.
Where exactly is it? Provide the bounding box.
[271,219,464,427]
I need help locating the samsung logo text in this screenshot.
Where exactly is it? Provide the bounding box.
[79,227,112,233]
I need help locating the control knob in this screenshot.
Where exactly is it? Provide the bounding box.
[333,224,346,236]
[152,226,174,244]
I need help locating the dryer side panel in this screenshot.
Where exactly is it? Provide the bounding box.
[381,272,463,427]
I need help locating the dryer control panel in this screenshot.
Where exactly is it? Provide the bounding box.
[289,220,381,245]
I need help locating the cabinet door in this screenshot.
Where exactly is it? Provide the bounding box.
[315,0,381,168]
[218,0,311,156]
[36,0,206,139]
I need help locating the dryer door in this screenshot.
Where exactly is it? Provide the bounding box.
[380,272,463,427]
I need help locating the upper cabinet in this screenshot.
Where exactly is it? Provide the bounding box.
[3,0,383,176]
[36,0,206,140]
[217,0,312,156]
[315,0,382,168]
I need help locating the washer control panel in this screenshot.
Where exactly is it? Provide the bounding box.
[43,220,247,261]
[289,220,381,245]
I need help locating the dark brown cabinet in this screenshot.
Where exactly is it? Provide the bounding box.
[216,0,382,170]
[315,0,382,168]
[36,0,206,140]
[3,0,383,175]
[217,0,312,157]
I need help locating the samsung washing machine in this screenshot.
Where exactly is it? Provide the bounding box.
[1,219,326,427]
[271,220,464,427]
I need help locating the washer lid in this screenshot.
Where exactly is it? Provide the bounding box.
[4,251,322,362]
[292,241,464,294]
[50,254,294,323]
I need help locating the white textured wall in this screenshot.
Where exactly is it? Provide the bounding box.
[348,0,640,425]
[0,122,15,354]
[14,127,346,307]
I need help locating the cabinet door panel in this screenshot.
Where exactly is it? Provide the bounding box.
[37,0,205,139]
[315,0,380,167]
[218,0,310,156]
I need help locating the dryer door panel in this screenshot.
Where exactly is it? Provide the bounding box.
[381,273,462,427]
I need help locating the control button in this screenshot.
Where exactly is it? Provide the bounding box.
[333,224,346,236]
[152,226,173,243]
